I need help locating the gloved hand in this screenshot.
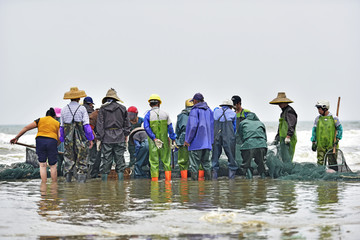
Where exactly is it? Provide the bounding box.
[96,140,101,152]
[284,137,291,145]
[154,138,163,149]
[270,140,279,146]
[333,138,339,147]
[170,140,177,150]
[312,142,317,152]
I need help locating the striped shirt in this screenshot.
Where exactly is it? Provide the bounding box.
[60,101,90,126]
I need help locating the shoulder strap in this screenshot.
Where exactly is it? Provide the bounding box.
[67,104,81,123]
[217,108,228,121]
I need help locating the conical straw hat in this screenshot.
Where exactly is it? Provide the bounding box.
[63,87,87,100]
[102,88,123,104]
[269,92,293,104]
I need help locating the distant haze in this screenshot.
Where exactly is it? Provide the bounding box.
[1,0,359,125]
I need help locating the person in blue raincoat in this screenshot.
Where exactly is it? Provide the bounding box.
[211,99,237,179]
[184,93,214,180]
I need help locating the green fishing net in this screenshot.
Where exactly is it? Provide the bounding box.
[265,145,357,181]
[0,162,43,180]
[0,147,358,181]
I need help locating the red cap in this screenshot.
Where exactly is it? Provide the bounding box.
[128,106,138,113]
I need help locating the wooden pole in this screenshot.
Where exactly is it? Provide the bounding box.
[15,142,64,155]
[15,142,36,149]
[336,97,341,117]
[333,97,341,153]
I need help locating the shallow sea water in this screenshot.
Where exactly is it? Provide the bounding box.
[1,177,360,239]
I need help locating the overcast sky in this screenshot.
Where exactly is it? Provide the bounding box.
[1,0,359,125]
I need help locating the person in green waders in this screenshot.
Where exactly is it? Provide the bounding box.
[311,100,343,171]
[269,92,297,162]
[175,98,194,179]
[231,95,251,174]
[144,94,177,181]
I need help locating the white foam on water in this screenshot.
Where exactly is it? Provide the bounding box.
[0,132,36,165]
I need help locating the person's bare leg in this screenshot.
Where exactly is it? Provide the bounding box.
[49,164,58,182]
[39,162,47,183]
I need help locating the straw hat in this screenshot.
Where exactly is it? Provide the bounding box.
[220,99,233,107]
[269,92,293,104]
[102,88,123,104]
[129,126,145,143]
[63,87,87,100]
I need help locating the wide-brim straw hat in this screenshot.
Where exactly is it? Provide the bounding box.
[102,88,123,104]
[129,127,145,143]
[269,92,293,104]
[63,87,87,100]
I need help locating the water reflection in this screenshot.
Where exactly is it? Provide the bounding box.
[27,178,360,239]
[316,181,341,240]
[38,182,60,220]
[273,180,298,214]
[317,182,339,206]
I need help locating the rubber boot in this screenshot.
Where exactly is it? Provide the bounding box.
[212,170,218,180]
[229,170,236,179]
[198,170,204,179]
[101,174,108,181]
[180,170,188,179]
[77,173,87,183]
[204,170,212,180]
[152,177,158,181]
[65,172,72,182]
[165,171,171,181]
[246,169,253,179]
[118,172,124,181]
[191,171,198,181]
[260,172,266,179]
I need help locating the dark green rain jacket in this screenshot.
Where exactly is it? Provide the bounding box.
[237,112,267,150]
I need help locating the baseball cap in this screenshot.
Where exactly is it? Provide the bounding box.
[190,93,204,102]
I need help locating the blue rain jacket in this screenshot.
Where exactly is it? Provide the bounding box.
[185,102,214,151]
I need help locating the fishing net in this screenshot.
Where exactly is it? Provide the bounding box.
[0,148,53,180]
[265,145,358,181]
[1,146,358,181]
[0,162,42,180]
[324,149,352,173]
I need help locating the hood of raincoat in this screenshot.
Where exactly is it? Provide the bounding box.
[244,112,259,121]
[175,107,192,146]
[96,101,131,143]
[193,101,210,110]
[236,112,267,150]
[102,101,123,112]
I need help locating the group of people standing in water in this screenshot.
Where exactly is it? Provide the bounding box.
[10,87,343,183]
